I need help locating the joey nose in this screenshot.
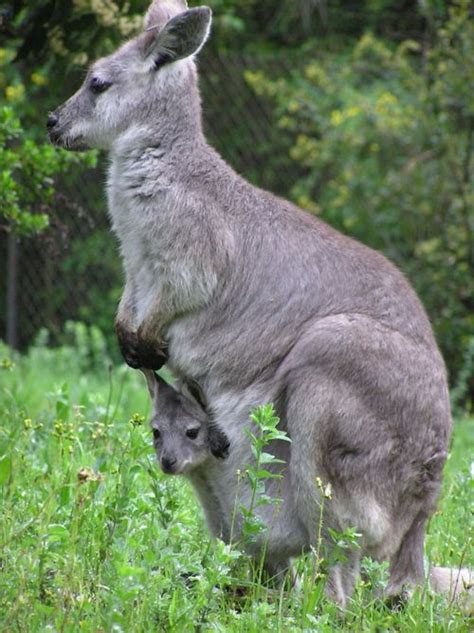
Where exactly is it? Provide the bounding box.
[161,456,177,473]
[46,113,59,129]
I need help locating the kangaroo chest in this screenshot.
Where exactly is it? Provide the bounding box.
[107,154,216,327]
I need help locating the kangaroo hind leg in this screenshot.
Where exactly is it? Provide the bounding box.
[385,511,427,600]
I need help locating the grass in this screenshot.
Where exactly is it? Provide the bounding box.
[0,334,473,632]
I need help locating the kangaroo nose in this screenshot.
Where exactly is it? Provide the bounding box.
[161,456,177,473]
[46,113,59,129]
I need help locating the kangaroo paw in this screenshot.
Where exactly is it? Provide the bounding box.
[116,323,168,370]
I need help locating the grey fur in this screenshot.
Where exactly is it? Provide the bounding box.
[49,0,457,605]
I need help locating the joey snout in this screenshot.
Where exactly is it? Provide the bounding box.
[160,455,178,474]
[159,453,203,475]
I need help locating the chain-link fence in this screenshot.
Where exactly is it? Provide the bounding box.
[0,49,303,353]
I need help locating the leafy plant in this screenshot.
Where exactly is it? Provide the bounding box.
[451,336,474,416]
[239,403,291,547]
[246,0,474,401]
[0,106,97,235]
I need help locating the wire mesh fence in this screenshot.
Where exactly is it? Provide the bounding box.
[0,49,303,354]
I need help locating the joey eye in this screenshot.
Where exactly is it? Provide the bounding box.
[186,428,199,440]
[152,429,161,441]
[90,77,112,94]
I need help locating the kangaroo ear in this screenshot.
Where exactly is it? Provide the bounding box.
[144,1,189,32]
[179,380,230,458]
[143,7,212,66]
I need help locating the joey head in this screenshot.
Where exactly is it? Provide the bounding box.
[142,369,230,474]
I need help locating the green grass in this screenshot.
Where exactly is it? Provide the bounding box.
[0,338,473,632]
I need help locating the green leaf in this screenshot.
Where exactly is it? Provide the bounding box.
[117,565,146,577]
[47,523,69,542]
[58,484,71,507]
[0,454,12,485]
[255,469,278,479]
[258,452,284,465]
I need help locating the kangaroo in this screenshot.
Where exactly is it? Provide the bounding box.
[48,0,459,606]
[143,370,473,601]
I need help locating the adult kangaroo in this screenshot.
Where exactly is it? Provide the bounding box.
[48,0,455,606]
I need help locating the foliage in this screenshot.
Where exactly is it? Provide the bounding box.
[0,0,471,400]
[34,320,112,373]
[0,338,473,629]
[246,1,474,396]
[0,1,449,70]
[239,404,291,548]
[451,336,474,416]
[0,0,313,77]
[0,106,96,235]
[34,227,123,354]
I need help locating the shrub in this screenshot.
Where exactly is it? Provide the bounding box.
[0,106,96,236]
[246,1,474,399]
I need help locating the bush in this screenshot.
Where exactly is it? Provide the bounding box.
[0,106,96,236]
[246,1,474,400]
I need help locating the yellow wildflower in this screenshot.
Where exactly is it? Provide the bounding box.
[5,84,25,102]
[72,52,88,66]
[330,110,344,126]
[31,72,48,86]
[288,100,300,113]
[346,106,361,118]
[305,63,328,87]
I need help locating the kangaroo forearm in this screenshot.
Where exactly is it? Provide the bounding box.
[136,299,169,345]
[116,266,212,369]
[115,283,168,369]
[115,280,137,331]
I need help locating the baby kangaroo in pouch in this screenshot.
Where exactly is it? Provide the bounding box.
[142,369,230,475]
[142,369,307,585]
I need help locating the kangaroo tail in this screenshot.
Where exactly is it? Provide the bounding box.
[430,565,472,596]
[430,566,473,613]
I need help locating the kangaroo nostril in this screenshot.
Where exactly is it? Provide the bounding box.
[46,113,59,129]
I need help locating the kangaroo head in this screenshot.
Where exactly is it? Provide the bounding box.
[142,370,229,475]
[47,1,212,151]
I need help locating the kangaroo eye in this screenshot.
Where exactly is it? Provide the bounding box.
[152,429,161,441]
[186,428,199,440]
[90,77,112,94]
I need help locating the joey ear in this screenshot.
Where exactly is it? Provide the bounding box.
[182,378,208,412]
[208,423,230,459]
[179,379,229,458]
[141,369,158,399]
[144,7,212,66]
[140,369,177,401]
